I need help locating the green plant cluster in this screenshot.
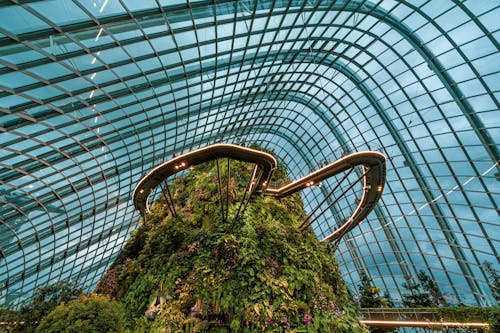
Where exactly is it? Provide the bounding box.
[98,159,366,332]
[0,280,83,333]
[34,294,126,333]
[402,270,446,307]
[357,272,395,333]
[436,306,500,332]
[484,261,500,304]
[357,272,391,309]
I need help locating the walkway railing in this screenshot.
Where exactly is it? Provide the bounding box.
[359,308,490,331]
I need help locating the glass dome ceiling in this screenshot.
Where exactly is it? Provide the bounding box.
[0,0,498,307]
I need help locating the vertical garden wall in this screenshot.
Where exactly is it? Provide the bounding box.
[97,159,366,332]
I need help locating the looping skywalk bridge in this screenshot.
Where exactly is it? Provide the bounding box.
[133,144,386,242]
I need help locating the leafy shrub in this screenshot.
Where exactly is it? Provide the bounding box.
[0,280,84,333]
[402,270,445,307]
[35,294,126,333]
[436,306,500,333]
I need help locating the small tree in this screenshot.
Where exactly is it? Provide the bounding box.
[383,291,394,307]
[402,270,445,307]
[35,294,126,333]
[358,272,388,308]
[357,272,396,333]
[416,270,446,306]
[20,280,83,332]
[484,261,500,304]
[402,278,429,307]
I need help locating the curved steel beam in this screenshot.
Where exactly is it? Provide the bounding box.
[3,0,496,173]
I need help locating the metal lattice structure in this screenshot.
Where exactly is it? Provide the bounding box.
[0,0,498,307]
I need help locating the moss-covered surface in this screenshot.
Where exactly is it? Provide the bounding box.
[97,159,366,332]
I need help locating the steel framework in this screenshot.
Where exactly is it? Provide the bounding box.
[0,0,498,307]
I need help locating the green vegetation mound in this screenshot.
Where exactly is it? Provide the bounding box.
[35,294,126,333]
[97,159,366,332]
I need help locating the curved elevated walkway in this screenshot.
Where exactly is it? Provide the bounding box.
[133,144,386,242]
[267,151,385,242]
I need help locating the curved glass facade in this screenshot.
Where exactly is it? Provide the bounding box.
[0,0,498,307]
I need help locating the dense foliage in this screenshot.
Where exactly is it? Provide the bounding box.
[2,156,498,333]
[98,159,366,332]
[35,294,126,333]
[0,280,82,333]
[484,261,500,304]
[357,272,389,309]
[356,273,395,333]
[436,306,499,332]
[401,270,445,307]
